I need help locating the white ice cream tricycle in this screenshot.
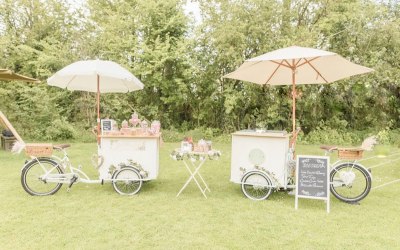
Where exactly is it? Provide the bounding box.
[19,134,161,196]
[231,129,374,203]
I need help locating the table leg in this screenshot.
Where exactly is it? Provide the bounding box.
[189,160,211,192]
[176,159,208,198]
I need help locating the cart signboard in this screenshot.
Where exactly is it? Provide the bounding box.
[101,119,113,135]
[295,155,330,213]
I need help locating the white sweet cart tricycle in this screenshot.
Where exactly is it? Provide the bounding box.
[19,125,161,196]
[231,129,373,203]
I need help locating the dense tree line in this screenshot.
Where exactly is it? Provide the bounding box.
[0,0,399,140]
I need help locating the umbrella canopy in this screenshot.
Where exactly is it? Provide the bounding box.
[224,46,374,136]
[0,69,39,82]
[47,60,144,92]
[47,60,144,144]
[224,46,373,85]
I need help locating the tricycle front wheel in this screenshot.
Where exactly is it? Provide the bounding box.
[330,163,371,203]
[241,170,274,201]
[112,167,143,195]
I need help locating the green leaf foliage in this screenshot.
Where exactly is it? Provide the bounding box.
[0,0,400,142]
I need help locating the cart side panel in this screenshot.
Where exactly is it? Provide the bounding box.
[230,133,289,186]
[99,137,159,180]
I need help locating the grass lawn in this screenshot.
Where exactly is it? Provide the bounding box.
[0,142,399,249]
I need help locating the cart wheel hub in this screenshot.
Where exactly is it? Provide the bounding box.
[340,171,356,186]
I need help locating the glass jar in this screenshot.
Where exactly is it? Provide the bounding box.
[130,112,140,127]
[121,120,129,128]
[141,120,148,133]
[151,120,161,134]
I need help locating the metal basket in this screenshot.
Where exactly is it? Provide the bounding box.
[25,143,53,157]
[338,148,363,160]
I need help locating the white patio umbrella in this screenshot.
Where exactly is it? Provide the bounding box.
[224,46,374,134]
[47,60,144,143]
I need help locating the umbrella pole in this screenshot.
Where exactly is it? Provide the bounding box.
[97,74,100,145]
[290,66,298,155]
[292,67,296,134]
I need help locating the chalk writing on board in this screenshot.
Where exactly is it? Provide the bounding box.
[295,155,330,213]
[297,157,328,198]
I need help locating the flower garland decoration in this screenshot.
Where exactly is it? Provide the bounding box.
[239,165,279,191]
[170,149,221,161]
[110,160,149,178]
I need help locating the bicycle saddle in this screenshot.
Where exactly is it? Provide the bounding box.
[320,145,338,151]
[53,144,71,150]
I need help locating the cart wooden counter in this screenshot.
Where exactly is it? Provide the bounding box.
[98,134,161,180]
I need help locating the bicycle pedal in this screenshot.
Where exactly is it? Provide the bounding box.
[68,176,78,189]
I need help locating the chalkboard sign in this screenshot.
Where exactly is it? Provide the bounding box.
[295,155,330,213]
[101,119,113,134]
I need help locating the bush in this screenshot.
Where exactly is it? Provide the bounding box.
[301,127,363,145]
[73,126,96,143]
[299,127,400,146]
[374,128,400,146]
[161,129,184,142]
[387,129,400,146]
[212,134,231,143]
[377,129,390,144]
[45,118,76,140]
[162,127,224,143]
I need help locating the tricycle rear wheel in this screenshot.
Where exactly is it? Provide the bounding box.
[21,157,64,196]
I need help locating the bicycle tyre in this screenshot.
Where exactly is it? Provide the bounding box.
[330,162,371,203]
[241,170,273,201]
[21,158,64,196]
[112,167,143,195]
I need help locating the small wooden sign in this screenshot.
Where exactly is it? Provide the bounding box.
[295,155,330,213]
[101,119,113,135]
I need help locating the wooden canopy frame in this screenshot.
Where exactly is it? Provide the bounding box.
[0,111,24,143]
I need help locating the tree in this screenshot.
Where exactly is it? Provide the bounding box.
[1,0,400,140]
